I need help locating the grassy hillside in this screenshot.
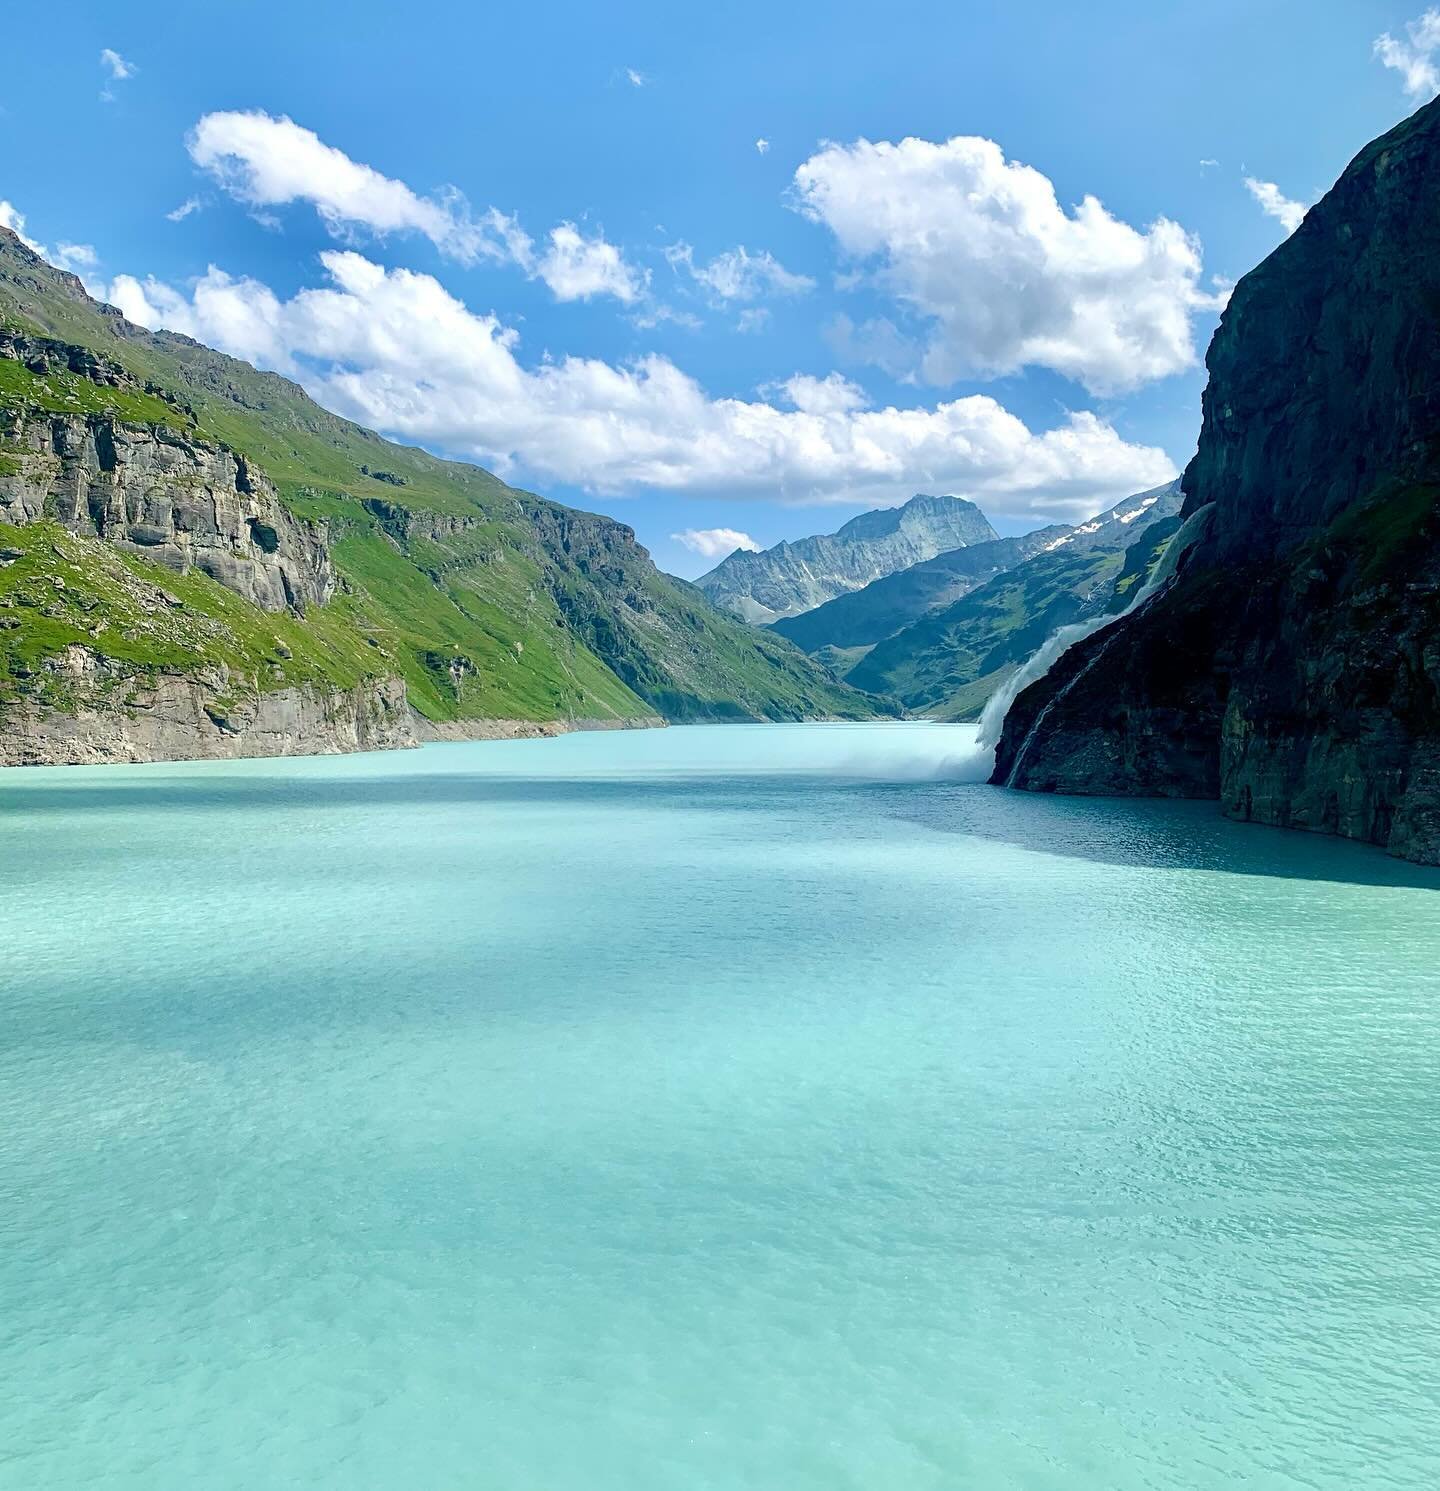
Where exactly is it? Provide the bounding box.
[849,516,1181,720]
[0,229,886,726]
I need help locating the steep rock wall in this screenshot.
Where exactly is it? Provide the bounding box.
[991,97,1440,865]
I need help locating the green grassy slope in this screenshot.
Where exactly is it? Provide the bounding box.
[0,230,886,724]
[849,515,1182,721]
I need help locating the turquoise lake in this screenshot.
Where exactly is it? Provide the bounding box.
[4,721,1440,1489]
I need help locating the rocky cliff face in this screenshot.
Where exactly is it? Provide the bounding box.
[0,648,414,765]
[1,335,333,613]
[696,494,999,624]
[992,98,1440,865]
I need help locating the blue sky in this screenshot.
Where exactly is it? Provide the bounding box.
[1,1,1433,576]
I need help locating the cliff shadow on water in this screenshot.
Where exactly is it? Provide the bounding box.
[4,723,1435,891]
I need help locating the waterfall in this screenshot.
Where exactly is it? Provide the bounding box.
[975,502,1217,771]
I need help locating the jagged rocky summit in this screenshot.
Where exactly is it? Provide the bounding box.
[695,494,999,624]
[0,232,888,764]
[992,96,1440,865]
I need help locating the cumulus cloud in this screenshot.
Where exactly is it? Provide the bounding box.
[792,134,1220,395]
[1375,10,1440,99]
[775,372,869,415]
[671,527,761,558]
[1243,176,1308,234]
[536,222,647,302]
[187,110,645,302]
[665,242,814,301]
[105,249,1176,519]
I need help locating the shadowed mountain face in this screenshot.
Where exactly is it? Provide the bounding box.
[992,97,1440,865]
[0,229,889,762]
[694,494,999,624]
[772,483,1180,659]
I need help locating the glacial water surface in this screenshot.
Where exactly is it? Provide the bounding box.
[4,722,1440,1489]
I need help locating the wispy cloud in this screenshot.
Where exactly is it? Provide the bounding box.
[166,196,203,223]
[755,138,770,156]
[99,48,136,102]
[625,67,647,87]
[1375,9,1440,99]
[1244,176,1308,234]
[100,48,136,80]
[665,242,814,302]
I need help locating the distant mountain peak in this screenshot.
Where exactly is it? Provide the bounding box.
[696,494,998,624]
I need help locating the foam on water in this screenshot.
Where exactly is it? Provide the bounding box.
[3,723,1439,1490]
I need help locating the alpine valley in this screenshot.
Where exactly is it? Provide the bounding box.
[0,230,891,764]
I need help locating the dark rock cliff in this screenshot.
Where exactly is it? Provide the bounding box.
[991,97,1440,864]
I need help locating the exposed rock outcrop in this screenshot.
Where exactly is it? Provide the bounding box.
[695,495,1000,624]
[991,98,1440,864]
[0,395,333,614]
[0,648,414,765]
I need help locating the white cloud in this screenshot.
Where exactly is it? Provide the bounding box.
[666,242,814,301]
[776,372,868,415]
[1375,10,1440,99]
[0,200,42,253]
[1199,158,1220,170]
[1243,176,1308,234]
[736,307,770,334]
[100,49,136,80]
[672,527,761,558]
[625,67,647,88]
[167,197,203,223]
[187,111,646,303]
[0,202,98,279]
[54,241,98,269]
[106,248,1176,520]
[536,223,647,303]
[755,138,770,156]
[792,134,1220,395]
[189,110,500,262]
[632,302,703,331]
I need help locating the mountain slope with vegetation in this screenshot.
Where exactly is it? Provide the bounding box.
[771,483,1179,660]
[695,494,999,623]
[0,229,886,761]
[838,486,1182,719]
[992,97,1440,864]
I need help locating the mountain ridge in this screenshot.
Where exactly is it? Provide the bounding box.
[772,483,1179,658]
[0,228,889,762]
[694,493,999,624]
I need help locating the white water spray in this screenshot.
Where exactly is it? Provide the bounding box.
[974,503,1217,775]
